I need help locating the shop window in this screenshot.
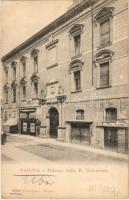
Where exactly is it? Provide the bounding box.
[12,87,16,103]
[105,107,117,122]
[100,62,109,87]
[74,34,81,56]
[76,109,84,120]
[74,70,81,91]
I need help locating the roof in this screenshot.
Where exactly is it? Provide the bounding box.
[1,0,95,63]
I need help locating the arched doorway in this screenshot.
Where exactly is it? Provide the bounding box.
[49,107,59,138]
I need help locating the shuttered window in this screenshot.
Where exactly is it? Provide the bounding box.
[100,20,110,45]
[100,62,109,87]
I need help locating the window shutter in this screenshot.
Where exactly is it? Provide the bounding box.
[100,62,109,87]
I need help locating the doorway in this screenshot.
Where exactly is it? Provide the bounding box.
[104,127,118,150]
[71,123,90,145]
[49,107,59,138]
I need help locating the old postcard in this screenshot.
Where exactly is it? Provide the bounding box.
[1,0,128,199]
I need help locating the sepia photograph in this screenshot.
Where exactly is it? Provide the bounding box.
[0,0,128,199]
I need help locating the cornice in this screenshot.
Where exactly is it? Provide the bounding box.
[1,0,96,63]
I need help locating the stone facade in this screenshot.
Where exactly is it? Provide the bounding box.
[1,0,128,153]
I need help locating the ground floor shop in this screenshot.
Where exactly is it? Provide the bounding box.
[2,97,128,154]
[19,108,41,136]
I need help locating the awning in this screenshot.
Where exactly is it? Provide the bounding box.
[3,118,18,126]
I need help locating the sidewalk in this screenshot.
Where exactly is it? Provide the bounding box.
[5,133,128,161]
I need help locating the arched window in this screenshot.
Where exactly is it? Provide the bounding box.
[94,7,114,47]
[94,50,114,88]
[69,24,83,57]
[105,107,117,122]
[76,109,84,120]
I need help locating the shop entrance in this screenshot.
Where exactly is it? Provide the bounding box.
[49,107,59,138]
[71,123,90,145]
[104,127,118,150]
[21,118,36,136]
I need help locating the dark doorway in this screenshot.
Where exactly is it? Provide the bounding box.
[104,127,118,150]
[71,123,90,145]
[49,107,59,138]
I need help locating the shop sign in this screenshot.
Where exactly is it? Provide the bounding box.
[21,99,40,107]
[103,121,128,127]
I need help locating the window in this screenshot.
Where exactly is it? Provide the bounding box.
[5,90,8,103]
[13,67,16,80]
[105,108,117,122]
[74,34,81,56]
[74,70,81,91]
[34,83,38,98]
[23,62,26,77]
[12,87,16,103]
[5,70,8,83]
[76,109,84,120]
[34,56,38,72]
[100,20,110,46]
[94,7,114,47]
[31,49,39,72]
[100,62,109,87]
[69,24,83,58]
[23,86,26,99]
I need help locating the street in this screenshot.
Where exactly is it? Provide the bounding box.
[2,134,128,164]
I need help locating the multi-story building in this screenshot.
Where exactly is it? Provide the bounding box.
[1,0,128,153]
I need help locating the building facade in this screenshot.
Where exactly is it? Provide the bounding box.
[1,0,128,153]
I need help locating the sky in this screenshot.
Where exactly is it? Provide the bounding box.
[0,0,73,99]
[0,0,73,57]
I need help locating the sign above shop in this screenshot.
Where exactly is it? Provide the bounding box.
[102,121,128,128]
[20,99,40,107]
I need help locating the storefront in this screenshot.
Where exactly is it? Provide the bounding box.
[100,121,128,153]
[19,108,41,136]
[66,121,93,145]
